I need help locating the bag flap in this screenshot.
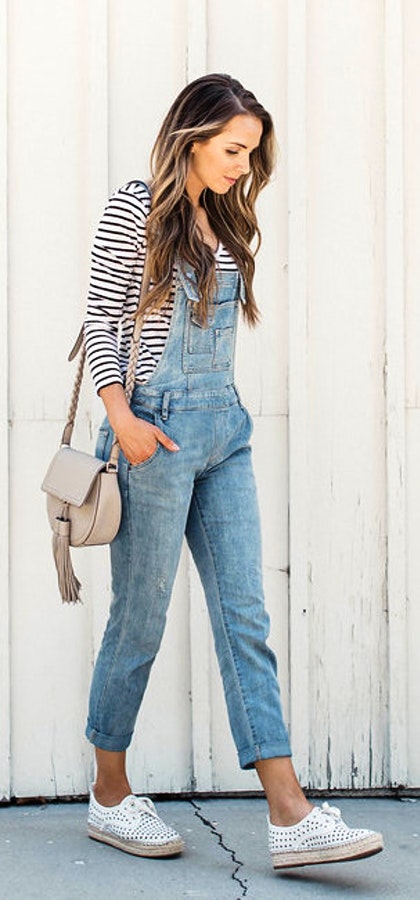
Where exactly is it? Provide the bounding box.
[41,446,107,507]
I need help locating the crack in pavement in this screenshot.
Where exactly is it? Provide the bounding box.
[189,799,248,898]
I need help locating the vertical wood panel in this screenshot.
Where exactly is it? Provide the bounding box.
[287,0,310,786]
[306,0,388,789]
[404,2,420,407]
[0,0,11,801]
[406,412,420,785]
[403,0,420,787]
[8,0,110,798]
[187,0,207,81]
[107,0,187,190]
[384,0,408,787]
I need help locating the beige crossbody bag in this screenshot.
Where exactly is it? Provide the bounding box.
[41,254,151,604]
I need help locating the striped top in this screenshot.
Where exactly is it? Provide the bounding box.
[84,180,238,393]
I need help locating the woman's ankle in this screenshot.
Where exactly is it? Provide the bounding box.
[93,779,132,807]
[255,756,313,827]
[93,747,131,806]
[268,795,313,827]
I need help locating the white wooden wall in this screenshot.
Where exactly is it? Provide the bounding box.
[1,0,419,800]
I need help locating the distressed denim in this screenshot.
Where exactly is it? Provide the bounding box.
[86,267,291,767]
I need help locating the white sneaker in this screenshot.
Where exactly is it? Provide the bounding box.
[88,790,184,857]
[269,802,384,869]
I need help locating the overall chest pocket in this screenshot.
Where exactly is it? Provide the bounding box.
[183,300,237,373]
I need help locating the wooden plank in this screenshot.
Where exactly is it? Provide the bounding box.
[304,0,389,790]
[406,411,420,785]
[404,0,420,789]
[404,0,420,408]
[287,0,310,786]
[6,0,110,799]
[85,0,110,223]
[384,0,408,787]
[0,0,10,801]
[187,0,207,82]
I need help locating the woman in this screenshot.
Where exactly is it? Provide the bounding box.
[83,74,383,869]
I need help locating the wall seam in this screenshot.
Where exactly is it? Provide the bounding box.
[287,0,310,786]
[384,0,408,787]
[0,0,11,801]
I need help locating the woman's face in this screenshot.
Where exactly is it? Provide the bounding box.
[186,114,263,205]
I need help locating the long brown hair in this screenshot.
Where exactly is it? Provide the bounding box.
[139,74,276,326]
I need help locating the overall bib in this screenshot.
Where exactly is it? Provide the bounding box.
[86,266,291,769]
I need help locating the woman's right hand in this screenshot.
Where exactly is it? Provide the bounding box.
[99,383,179,466]
[115,412,179,466]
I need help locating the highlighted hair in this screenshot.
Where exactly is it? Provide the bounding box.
[139,73,276,326]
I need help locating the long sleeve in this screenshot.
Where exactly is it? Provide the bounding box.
[84,180,150,393]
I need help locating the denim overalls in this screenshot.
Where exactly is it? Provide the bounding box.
[86,265,291,769]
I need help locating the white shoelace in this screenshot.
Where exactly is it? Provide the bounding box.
[127,796,159,819]
[320,802,342,822]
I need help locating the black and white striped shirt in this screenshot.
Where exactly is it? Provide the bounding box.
[84,180,238,393]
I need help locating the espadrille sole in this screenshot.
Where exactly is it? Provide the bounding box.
[272,833,384,869]
[88,825,184,858]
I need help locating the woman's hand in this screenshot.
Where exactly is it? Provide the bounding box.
[115,413,179,466]
[99,383,179,466]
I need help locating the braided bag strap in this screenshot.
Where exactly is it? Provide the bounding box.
[61,342,86,447]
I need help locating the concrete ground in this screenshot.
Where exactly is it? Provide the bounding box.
[1,796,419,899]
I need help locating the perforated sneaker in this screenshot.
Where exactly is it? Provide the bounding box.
[88,790,184,857]
[269,802,384,869]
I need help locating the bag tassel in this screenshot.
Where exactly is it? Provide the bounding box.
[52,512,82,604]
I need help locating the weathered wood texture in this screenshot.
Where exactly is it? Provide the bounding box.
[0,0,418,799]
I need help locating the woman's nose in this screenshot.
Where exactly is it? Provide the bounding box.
[238,156,250,175]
